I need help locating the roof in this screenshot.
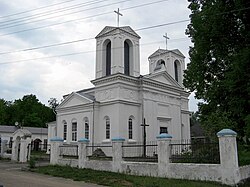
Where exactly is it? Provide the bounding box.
[63,87,95,99]
[148,48,185,58]
[96,26,140,39]
[0,125,48,135]
[77,91,95,101]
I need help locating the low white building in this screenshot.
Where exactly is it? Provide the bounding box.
[0,125,48,151]
[48,26,190,144]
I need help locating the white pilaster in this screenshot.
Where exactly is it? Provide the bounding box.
[157,133,172,177]
[217,129,240,185]
[112,137,125,172]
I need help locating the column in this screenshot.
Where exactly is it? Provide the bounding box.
[50,137,64,165]
[112,137,125,172]
[156,133,172,177]
[0,140,8,157]
[11,140,18,161]
[217,129,240,185]
[19,137,31,163]
[78,138,89,168]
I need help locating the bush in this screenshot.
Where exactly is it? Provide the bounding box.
[29,157,37,169]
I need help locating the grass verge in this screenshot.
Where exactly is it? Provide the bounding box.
[35,165,229,187]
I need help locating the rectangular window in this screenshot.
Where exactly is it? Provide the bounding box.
[9,137,13,148]
[160,127,168,134]
[63,124,67,141]
[43,139,47,149]
[72,122,77,141]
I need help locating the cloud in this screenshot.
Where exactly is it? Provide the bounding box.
[0,0,197,111]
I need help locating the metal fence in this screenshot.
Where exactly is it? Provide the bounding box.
[29,143,49,152]
[122,141,158,162]
[4,143,12,154]
[86,143,112,160]
[170,139,220,164]
[59,144,78,159]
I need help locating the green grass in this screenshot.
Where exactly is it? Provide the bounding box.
[35,165,229,187]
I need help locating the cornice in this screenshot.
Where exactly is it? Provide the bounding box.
[99,99,140,107]
[91,73,139,86]
[56,102,100,114]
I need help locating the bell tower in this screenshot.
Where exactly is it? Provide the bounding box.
[148,49,186,87]
[95,26,141,79]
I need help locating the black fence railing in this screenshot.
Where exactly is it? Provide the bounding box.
[170,139,220,164]
[29,143,49,152]
[86,143,112,160]
[59,144,78,159]
[122,141,158,162]
[4,144,12,154]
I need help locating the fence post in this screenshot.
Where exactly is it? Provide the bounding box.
[19,137,31,163]
[78,138,89,168]
[112,137,125,172]
[50,137,63,165]
[217,129,240,185]
[157,133,172,177]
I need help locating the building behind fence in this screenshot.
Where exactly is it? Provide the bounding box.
[50,129,249,185]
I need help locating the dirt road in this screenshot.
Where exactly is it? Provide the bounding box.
[0,160,105,187]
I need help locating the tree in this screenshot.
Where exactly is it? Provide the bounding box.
[184,0,250,139]
[0,94,55,127]
[0,99,7,124]
[48,98,59,111]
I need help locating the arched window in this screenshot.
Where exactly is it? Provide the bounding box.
[174,60,180,82]
[154,59,165,71]
[71,119,77,141]
[124,41,130,75]
[106,41,111,76]
[63,120,67,141]
[128,118,133,139]
[105,117,110,139]
[84,118,89,139]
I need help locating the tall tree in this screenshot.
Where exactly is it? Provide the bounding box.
[184,0,250,139]
[0,94,55,127]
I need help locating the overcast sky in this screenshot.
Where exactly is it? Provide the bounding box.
[0,0,199,111]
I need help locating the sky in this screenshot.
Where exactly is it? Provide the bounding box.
[0,0,199,112]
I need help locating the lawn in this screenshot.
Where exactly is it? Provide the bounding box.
[35,165,229,187]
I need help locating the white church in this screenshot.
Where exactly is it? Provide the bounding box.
[48,25,190,144]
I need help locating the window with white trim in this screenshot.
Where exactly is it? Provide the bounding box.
[160,127,168,134]
[63,121,67,141]
[72,120,77,141]
[105,117,110,139]
[85,118,89,139]
[128,118,133,139]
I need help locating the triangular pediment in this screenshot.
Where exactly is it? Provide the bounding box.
[146,71,182,88]
[57,92,93,109]
[96,26,140,39]
[149,48,185,59]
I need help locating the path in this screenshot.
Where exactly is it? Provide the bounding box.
[0,160,105,187]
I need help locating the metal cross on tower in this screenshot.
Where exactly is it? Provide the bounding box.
[114,8,123,27]
[163,32,170,49]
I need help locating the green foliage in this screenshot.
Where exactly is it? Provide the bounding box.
[238,144,250,166]
[184,0,250,139]
[28,157,37,169]
[0,94,55,127]
[36,165,228,187]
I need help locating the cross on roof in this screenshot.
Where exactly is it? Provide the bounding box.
[114,8,123,27]
[163,33,170,49]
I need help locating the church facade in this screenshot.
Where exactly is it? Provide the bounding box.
[48,26,190,144]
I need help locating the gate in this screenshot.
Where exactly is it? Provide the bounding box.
[28,143,50,163]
